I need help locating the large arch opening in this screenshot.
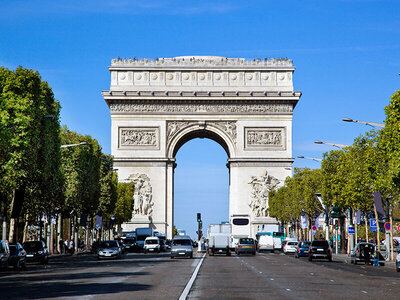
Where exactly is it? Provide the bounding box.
[174,137,229,239]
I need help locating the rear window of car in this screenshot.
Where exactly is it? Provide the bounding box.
[312,241,329,247]
[299,242,311,247]
[288,242,298,245]
[23,242,43,251]
[239,238,254,244]
[173,239,192,246]
[233,218,249,226]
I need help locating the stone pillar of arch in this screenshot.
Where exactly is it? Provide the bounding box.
[102,56,301,239]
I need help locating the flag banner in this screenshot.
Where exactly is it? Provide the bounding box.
[356,210,361,225]
[316,194,326,210]
[95,215,102,229]
[301,215,308,229]
[315,214,320,228]
[372,192,385,219]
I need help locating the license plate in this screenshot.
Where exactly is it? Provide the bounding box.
[245,246,250,248]
[105,253,111,256]
[149,249,154,251]
[178,252,185,255]
[219,250,223,252]
[304,251,309,253]
[317,249,324,251]
[26,254,33,257]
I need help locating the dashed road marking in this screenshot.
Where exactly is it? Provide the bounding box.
[362,291,368,294]
[330,280,334,282]
[179,253,206,300]
[286,289,291,291]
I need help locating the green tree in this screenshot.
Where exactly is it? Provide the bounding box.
[0,67,62,242]
[114,182,134,225]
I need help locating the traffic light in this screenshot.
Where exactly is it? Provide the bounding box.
[197,213,201,222]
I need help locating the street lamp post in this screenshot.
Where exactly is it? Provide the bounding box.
[314,140,349,148]
[342,118,384,128]
[297,155,322,162]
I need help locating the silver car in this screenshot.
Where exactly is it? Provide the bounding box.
[97,240,122,259]
[171,235,193,259]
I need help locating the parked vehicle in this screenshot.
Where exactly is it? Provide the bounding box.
[350,242,385,265]
[295,241,311,258]
[308,240,332,262]
[235,238,256,255]
[8,242,27,270]
[283,241,298,255]
[22,241,49,264]
[257,235,274,252]
[165,239,172,251]
[135,228,155,250]
[396,247,400,272]
[97,240,122,259]
[0,240,10,270]
[144,237,161,253]
[273,237,282,251]
[171,235,193,258]
[207,223,232,256]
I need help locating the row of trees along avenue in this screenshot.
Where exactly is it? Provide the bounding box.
[0,67,135,253]
[269,90,400,260]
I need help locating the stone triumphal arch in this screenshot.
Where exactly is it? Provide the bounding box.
[102,56,301,239]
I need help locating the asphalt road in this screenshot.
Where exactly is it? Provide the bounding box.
[1,251,400,299]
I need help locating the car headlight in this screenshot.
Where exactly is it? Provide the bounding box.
[99,251,104,254]
[38,251,44,254]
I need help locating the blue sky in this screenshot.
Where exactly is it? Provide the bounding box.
[1,0,399,239]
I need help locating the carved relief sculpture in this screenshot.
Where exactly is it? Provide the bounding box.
[245,127,286,150]
[119,127,159,148]
[248,171,280,217]
[209,121,237,144]
[128,173,153,217]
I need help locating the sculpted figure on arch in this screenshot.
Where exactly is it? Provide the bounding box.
[129,173,153,217]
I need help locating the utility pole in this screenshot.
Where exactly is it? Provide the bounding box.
[197,213,202,252]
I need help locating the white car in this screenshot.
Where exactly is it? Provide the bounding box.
[144,237,161,253]
[283,241,298,254]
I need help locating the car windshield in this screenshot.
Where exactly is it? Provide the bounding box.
[173,239,192,246]
[239,238,254,244]
[288,242,297,246]
[9,245,17,255]
[99,241,118,248]
[124,238,135,244]
[299,242,311,247]
[145,239,159,244]
[312,241,329,247]
[23,242,43,251]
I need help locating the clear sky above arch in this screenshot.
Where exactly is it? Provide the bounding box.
[1,0,399,236]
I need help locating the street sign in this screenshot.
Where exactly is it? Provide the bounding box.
[348,226,355,234]
[370,219,377,232]
[398,224,400,232]
[312,225,317,231]
[384,222,391,231]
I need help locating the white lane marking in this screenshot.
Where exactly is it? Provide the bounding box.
[310,273,314,276]
[270,278,274,281]
[179,254,206,300]
[191,259,198,267]
[362,291,368,294]
[330,280,334,282]
[286,289,291,291]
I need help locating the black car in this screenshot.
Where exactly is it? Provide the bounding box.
[308,240,332,262]
[9,242,27,270]
[121,238,137,252]
[0,240,10,270]
[22,241,49,264]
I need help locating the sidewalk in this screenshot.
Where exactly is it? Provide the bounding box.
[333,253,396,268]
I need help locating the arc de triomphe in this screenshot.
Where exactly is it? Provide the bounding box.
[102,56,301,239]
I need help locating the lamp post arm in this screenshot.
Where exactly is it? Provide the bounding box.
[61,142,88,148]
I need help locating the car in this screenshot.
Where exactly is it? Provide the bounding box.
[295,241,311,258]
[97,240,122,259]
[283,241,298,254]
[235,238,256,255]
[116,238,127,254]
[144,237,161,253]
[308,240,332,262]
[396,247,400,272]
[0,240,10,270]
[22,241,49,264]
[257,235,274,252]
[8,242,27,270]
[350,242,385,265]
[170,235,193,259]
[122,237,137,252]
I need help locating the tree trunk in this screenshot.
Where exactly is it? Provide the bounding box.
[22,214,29,243]
[373,204,380,245]
[390,215,394,261]
[8,186,26,243]
[364,211,369,242]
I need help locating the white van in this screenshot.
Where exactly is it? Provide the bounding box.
[143,237,160,253]
[258,235,274,252]
[273,237,282,251]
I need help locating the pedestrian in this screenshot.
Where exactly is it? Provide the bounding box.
[59,239,64,254]
[373,249,380,267]
[364,245,371,265]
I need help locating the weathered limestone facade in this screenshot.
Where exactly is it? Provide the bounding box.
[102,56,301,239]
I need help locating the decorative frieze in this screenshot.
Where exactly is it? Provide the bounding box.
[110,102,293,114]
[119,127,159,149]
[244,127,286,150]
[210,121,237,143]
[111,56,293,67]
